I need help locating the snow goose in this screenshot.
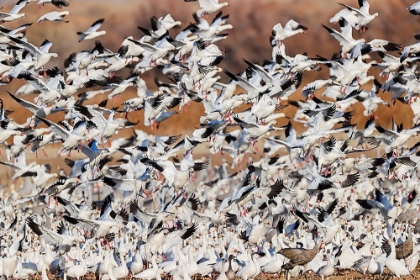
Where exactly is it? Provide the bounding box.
[133,256,163,279]
[21,126,50,144]
[161,224,197,253]
[65,42,112,76]
[233,116,277,141]
[271,19,308,47]
[56,196,98,220]
[408,1,420,15]
[26,215,84,256]
[260,250,287,275]
[293,200,341,244]
[0,0,30,23]
[13,253,39,279]
[354,80,387,116]
[37,11,70,23]
[44,177,80,197]
[249,94,282,123]
[329,8,358,28]
[41,263,50,280]
[375,123,420,155]
[352,255,372,275]
[242,58,296,100]
[223,69,273,102]
[128,250,145,275]
[302,79,340,99]
[7,36,59,70]
[104,54,140,78]
[7,91,67,127]
[371,52,404,80]
[153,14,182,31]
[191,12,231,42]
[143,93,181,129]
[37,0,70,8]
[322,18,365,58]
[2,254,19,279]
[317,254,334,280]
[185,0,229,18]
[367,250,384,276]
[100,263,117,280]
[235,252,261,280]
[77,18,106,42]
[349,39,401,59]
[77,105,137,145]
[36,116,87,157]
[0,160,37,182]
[0,22,31,44]
[189,39,225,64]
[27,132,62,158]
[171,32,198,64]
[137,18,168,40]
[400,41,420,63]
[356,189,399,224]
[79,140,110,171]
[256,241,273,267]
[20,163,58,186]
[106,73,138,99]
[112,251,129,279]
[382,238,411,278]
[0,126,23,152]
[153,110,178,129]
[62,247,88,280]
[316,136,348,173]
[339,0,379,32]
[117,36,147,63]
[284,58,318,80]
[63,208,127,245]
[129,37,175,66]
[317,61,365,93]
[215,258,229,280]
[96,247,118,278]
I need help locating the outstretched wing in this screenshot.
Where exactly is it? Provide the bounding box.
[87,18,105,33]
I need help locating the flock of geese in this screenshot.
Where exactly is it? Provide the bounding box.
[3,0,420,279]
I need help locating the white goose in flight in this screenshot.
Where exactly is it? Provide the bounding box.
[338,0,379,32]
[37,0,69,8]
[0,0,30,23]
[37,11,70,23]
[271,19,308,47]
[36,116,88,157]
[323,17,365,58]
[7,36,59,70]
[185,0,229,18]
[77,18,106,42]
[408,1,420,15]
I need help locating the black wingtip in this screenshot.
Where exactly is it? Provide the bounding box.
[63,215,79,225]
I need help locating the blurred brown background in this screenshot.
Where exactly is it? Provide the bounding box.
[0,0,418,173]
